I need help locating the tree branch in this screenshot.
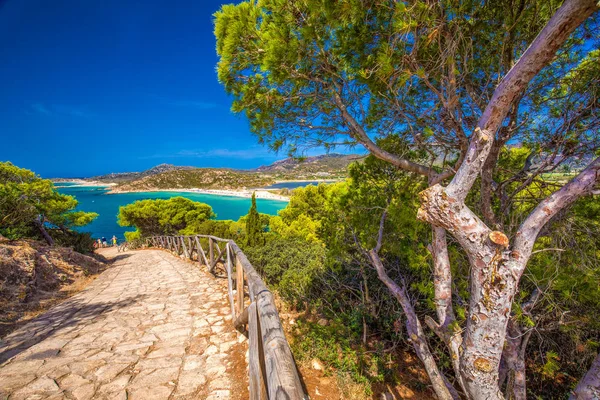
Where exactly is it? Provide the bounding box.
[514,157,600,262]
[331,89,433,177]
[446,0,599,202]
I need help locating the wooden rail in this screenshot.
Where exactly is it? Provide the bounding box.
[146,235,307,400]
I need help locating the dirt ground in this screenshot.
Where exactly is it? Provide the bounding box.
[0,237,107,338]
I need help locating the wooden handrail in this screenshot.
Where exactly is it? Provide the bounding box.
[146,234,307,400]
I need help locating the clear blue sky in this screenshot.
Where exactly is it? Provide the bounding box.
[0,0,291,178]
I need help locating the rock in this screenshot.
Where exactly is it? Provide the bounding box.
[317,318,329,326]
[311,359,323,371]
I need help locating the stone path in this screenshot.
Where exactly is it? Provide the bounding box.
[0,248,248,400]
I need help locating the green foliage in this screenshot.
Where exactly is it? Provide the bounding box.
[245,192,264,247]
[245,236,325,307]
[241,149,434,393]
[52,231,97,254]
[214,0,600,396]
[541,351,561,379]
[213,0,586,160]
[124,230,141,242]
[190,219,242,240]
[291,319,373,395]
[0,162,97,243]
[117,196,215,237]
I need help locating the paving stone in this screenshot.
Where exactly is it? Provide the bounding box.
[175,369,207,395]
[127,385,174,400]
[71,383,95,400]
[0,249,245,400]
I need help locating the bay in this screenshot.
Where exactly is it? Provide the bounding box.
[264,180,336,189]
[56,184,288,240]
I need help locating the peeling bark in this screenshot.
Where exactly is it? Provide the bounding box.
[427,227,467,394]
[431,227,455,329]
[414,2,599,398]
[334,0,599,397]
[418,159,600,399]
[571,353,600,399]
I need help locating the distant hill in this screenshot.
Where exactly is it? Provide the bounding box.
[56,154,362,192]
[253,154,363,179]
[110,168,275,193]
[90,163,194,183]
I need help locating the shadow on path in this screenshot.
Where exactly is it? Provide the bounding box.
[0,294,147,364]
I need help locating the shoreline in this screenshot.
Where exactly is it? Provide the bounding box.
[56,178,347,201]
[273,178,342,183]
[107,187,290,202]
[53,179,116,187]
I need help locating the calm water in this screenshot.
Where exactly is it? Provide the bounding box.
[56,184,288,240]
[265,180,334,189]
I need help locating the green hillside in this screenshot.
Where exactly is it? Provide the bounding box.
[110,168,274,192]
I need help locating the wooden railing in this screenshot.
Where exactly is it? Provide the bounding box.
[146,235,307,400]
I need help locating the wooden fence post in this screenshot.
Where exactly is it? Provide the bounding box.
[180,236,188,258]
[248,302,268,400]
[236,255,245,314]
[209,237,214,272]
[226,243,236,319]
[188,237,194,260]
[135,234,307,399]
[195,236,209,267]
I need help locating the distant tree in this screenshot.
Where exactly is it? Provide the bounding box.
[246,192,264,247]
[0,162,98,245]
[215,1,600,398]
[118,197,214,237]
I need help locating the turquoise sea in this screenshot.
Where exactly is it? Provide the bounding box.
[56,184,288,240]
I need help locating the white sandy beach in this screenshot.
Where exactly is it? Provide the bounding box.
[167,188,290,202]
[104,186,290,202]
[52,179,117,187]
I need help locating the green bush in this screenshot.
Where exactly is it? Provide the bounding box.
[245,235,326,307]
[124,230,141,242]
[0,162,97,244]
[52,230,97,254]
[118,196,214,236]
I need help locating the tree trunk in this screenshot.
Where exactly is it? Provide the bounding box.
[503,319,529,400]
[351,0,598,397]
[35,215,54,246]
[571,353,600,399]
[368,250,459,400]
[427,227,468,395]
[431,227,454,329]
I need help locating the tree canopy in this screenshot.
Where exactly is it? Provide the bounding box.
[0,162,98,245]
[215,0,599,180]
[216,1,600,399]
[117,196,215,237]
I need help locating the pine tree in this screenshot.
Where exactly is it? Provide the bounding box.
[246,192,263,247]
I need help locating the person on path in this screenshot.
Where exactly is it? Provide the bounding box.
[97,238,102,248]
[112,235,117,247]
[101,237,107,247]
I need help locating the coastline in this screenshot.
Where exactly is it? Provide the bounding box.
[108,187,290,202]
[53,179,116,187]
[273,178,341,183]
[57,179,346,201]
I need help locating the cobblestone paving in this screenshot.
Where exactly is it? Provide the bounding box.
[0,248,247,400]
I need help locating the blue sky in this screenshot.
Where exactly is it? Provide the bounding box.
[0,0,295,178]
